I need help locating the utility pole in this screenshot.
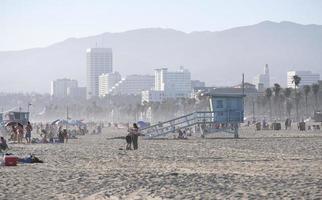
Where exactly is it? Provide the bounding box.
[242,73,245,95]
[27,103,31,112]
[27,103,32,122]
[252,97,255,123]
[66,105,69,130]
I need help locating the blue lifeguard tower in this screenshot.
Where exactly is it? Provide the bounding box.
[204,94,245,138]
[140,93,245,139]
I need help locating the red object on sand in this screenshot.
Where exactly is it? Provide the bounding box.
[3,155,18,166]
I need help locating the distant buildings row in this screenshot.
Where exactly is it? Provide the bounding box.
[50,47,321,101]
[51,48,204,101]
[253,64,320,91]
[50,78,86,99]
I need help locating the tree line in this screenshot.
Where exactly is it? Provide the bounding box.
[245,75,321,122]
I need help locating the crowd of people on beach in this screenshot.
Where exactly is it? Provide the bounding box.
[1,121,105,145]
[7,122,33,144]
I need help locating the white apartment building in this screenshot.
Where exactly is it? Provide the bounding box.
[109,75,154,95]
[51,78,78,98]
[154,67,191,98]
[253,64,270,92]
[86,48,113,99]
[98,72,121,97]
[287,70,320,88]
[141,90,165,104]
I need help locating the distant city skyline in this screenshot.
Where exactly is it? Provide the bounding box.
[1,0,322,51]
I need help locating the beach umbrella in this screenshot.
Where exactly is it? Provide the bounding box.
[51,119,69,125]
[5,121,23,127]
[137,121,148,128]
[51,119,61,125]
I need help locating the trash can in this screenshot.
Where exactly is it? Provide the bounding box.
[298,122,305,131]
[255,122,261,131]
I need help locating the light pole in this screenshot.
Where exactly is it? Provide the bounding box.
[27,103,32,121]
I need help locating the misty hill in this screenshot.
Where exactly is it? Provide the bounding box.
[0,21,322,93]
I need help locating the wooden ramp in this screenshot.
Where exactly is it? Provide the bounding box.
[140,111,242,139]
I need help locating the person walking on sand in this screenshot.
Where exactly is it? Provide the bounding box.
[25,122,33,144]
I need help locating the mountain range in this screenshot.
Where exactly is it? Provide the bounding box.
[0,21,322,93]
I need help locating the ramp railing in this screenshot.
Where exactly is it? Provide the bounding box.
[140,111,243,139]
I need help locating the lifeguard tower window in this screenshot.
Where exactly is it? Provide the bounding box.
[216,100,223,108]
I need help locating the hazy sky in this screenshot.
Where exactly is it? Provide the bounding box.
[1,0,322,51]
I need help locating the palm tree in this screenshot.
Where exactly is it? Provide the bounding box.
[303,85,311,117]
[265,88,273,120]
[292,75,301,121]
[292,75,301,89]
[273,83,282,119]
[312,83,320,110]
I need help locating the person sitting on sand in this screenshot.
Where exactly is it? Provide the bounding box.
[0,136,8,151]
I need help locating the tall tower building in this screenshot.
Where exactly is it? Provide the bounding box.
[86,48,113,99]
[253,64,270,91]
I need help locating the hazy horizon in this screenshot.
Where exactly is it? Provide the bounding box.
[1,0,322,51]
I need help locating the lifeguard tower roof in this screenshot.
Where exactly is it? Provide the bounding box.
[208,93,246,98]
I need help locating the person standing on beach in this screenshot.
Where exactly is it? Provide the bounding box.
[10,125,17,142]
[131,123,140,150]
[62,129,68,143]
[25,122,33,143]
[17,124,24,144]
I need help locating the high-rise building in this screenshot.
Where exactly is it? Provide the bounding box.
[287,70,320,88]
[253,64,270,91]
[51,78,78,98]
[99,72,122,97]
[86,48,113,99]
[154,67,191,98]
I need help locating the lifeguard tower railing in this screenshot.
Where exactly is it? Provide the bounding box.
[140,110,243,139]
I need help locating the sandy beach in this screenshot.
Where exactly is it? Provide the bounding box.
[1,127,322,199]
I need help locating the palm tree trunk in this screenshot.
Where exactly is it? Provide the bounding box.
[315,95,319,111]
[305,95,308,117]
[269,100,272,121]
